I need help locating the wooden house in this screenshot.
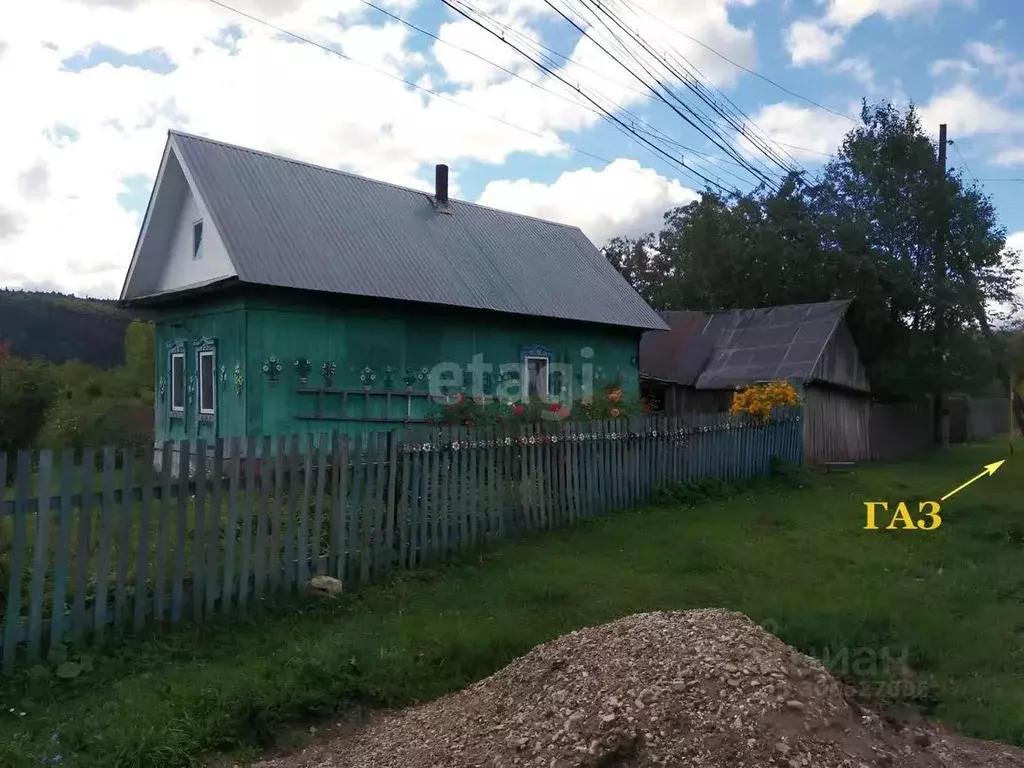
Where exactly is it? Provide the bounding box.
[119,131,666,466]
[639,300,872,464]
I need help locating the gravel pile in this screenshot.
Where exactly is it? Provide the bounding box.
[254,609,1024,768]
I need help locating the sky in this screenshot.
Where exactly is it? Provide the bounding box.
[1,0,1023,311]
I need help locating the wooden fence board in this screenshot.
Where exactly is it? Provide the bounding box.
[346,434,364,584]
[95,447,117,641]
[331,436,351,580]
[222,437,241,618]
[113,450,133,633]
[191,442,207,623]
[313,433,329,576]
[253,436,271,601]
[52,451,75,648]
[2,452,29,670]
[298,434,315,586]
[205,440,224,618]
[276,435,291,593]
[26,450,52,662]
[237,437,256,613]
[152,446,171,624]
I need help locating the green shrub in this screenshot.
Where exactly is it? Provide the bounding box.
[0,342,57,477]
[37,397,153,457]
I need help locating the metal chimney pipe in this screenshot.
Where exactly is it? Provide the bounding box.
[435,164,449,205]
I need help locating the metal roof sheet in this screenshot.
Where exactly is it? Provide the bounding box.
[695,300,853,389]
[165,131,667,331]
[639,300,855,389]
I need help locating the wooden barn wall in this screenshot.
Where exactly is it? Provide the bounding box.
[802,386,870,465]
[811,321,870,392]
[868,401,932,461]
[653,386,731,416]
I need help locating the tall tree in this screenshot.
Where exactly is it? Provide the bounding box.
[605,101,1021,402]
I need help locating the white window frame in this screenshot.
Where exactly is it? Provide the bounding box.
[170,352,186,412]
[198,349,217,416]
[192,219,204,260]
[523,355,550,398]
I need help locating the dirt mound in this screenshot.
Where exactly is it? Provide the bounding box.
[254,610,1024,767]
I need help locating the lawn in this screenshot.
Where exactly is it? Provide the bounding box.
[0,440,1021,767]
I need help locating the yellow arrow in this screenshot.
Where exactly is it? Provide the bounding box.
[940,460,1007,502]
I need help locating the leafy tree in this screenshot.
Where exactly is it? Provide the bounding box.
[0,342,56,479]
[604,101,1021,403]
[123,320,156,404]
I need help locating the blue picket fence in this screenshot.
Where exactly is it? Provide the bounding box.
[0,408,803,671]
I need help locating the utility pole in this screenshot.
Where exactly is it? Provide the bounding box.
[932,123,948,446]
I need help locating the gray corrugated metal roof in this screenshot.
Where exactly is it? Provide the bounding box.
[158,131,666,331]
[695,300,854,389]
[640,300,860,390]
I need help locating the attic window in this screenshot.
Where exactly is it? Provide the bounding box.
[192,220,204,260]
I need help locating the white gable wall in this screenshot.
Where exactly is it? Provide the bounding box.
[153,177,235,293]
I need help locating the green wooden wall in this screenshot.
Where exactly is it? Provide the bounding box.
[154,298,246,446]
[153,291,642,445]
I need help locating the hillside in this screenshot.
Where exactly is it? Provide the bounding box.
[0,289,145,368]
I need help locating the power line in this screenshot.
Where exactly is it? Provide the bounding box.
[434,0,782,186]
[357,0,747,190]
[206,0,719,189]
[437,0,743,192]
[535,0,782,185]
[950,140,977,183]
[614,0,858,124]
[592,0,805,174]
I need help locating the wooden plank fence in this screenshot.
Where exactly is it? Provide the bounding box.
[0,409,802,671]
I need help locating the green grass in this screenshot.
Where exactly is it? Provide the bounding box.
[1,441,1022,767]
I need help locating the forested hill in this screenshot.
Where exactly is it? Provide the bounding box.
[0,289,146,368]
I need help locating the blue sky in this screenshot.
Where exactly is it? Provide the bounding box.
[1,0,1022,306]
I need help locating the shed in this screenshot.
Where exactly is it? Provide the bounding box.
[119,131,667,466]
[639,300,872,464]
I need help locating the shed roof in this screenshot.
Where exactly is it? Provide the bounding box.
[121,131,667,331]
[639,299,865,390]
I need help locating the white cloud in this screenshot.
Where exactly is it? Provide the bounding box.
[929,58,978,78]
[784,20,844,67]
[0,0,762,296]
[965,41,1024,92]
[785,0,971,66]
[737,102,852,161]
[992,148,1024,167]
[918,84,1024,138]
[476,160,699,245]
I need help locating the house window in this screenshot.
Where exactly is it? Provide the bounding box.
[170,352,185,411]
[524,356,549,398]
[192,220,204,260]
[198,349,216,415]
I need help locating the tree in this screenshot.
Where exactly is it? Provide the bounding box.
[603,101,1021,403]
[0,342,56,479]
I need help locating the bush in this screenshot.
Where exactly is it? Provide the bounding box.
[37,397,153,458]
[729,380,799,421]
[0,342,56,477]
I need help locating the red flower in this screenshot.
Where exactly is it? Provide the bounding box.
[454,393,464,404]
[513,404,526,417]
[549,402,562,412]
[643,402,651,412]
[556,406,570,419]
